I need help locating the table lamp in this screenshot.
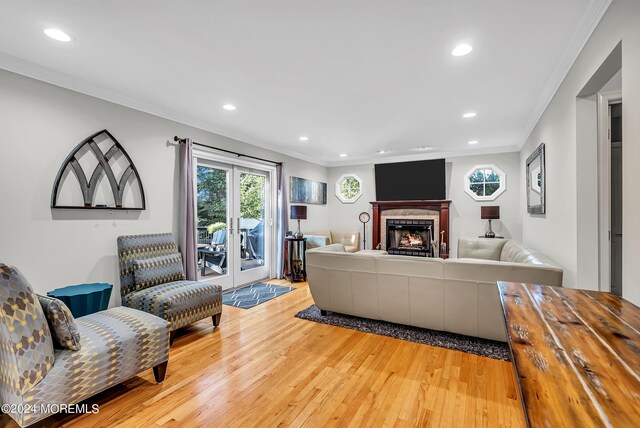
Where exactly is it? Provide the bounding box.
[481,206,500,238]
[290,205,307,238]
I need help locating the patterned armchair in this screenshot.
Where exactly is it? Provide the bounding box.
[0,263,170,427]
[117,233,223,344]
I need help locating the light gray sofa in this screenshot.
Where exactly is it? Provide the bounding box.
[306,238,562,341]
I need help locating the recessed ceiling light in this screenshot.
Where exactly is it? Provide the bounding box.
[299,136,309,142]
[377,150,386,154]
[44,28,72,42]
[339,153,347,157]
[223,104,237,111]
[463,112,477,118]
[416,146,432,151]
[452,44,473,56]
[468,140,479,145]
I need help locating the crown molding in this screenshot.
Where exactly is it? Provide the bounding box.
[0,52,328,167]
[518,0,612,149]
[326,145,520,168]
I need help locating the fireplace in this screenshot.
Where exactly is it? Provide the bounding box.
[370,200,451,258]
[386,219,434,257]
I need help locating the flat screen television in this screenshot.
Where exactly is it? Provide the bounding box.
[375,159,445,201]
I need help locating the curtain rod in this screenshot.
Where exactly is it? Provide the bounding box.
[173,136,283,166]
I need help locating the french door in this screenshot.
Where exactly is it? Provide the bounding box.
[195,157,273,290]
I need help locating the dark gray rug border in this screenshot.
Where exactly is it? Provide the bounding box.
[295,304,510,361]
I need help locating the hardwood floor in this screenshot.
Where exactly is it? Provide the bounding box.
[1,280,525,428]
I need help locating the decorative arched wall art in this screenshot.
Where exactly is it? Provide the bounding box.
[51,129,146,210]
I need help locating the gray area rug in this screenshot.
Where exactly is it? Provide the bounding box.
[295,305,510,361]
[223,282,295,309]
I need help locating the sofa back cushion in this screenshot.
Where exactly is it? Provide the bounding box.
[133,253,186,291]
[330,231,360,252]
[500,240,560,267]
[305,235,332,250]
[37,295,81,351]
[117,233,181,297]
[457,238,507,261]
[0,264,55,395]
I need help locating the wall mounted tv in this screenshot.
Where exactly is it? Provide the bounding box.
[375,159,445,201]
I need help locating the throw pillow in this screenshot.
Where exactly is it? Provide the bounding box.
[37,294,82,351]
[133,253,186,291]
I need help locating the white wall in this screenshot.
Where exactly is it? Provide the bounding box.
[327,152,521,256]
[0,69,328,305]
[520,0,640,305]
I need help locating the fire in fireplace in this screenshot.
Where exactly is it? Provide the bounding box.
[386,219,435,257]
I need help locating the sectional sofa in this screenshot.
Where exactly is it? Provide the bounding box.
[306,238,562,341]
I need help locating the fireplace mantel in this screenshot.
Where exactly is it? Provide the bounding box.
[370,200,451,258]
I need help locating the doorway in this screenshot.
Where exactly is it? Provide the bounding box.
[195,156,274,290]
[610,101,622,295]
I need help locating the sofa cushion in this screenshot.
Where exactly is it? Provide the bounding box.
[457,237,507,261]
[37,295,81,351]
[122,280,222,331]
[305,235,332,250]
[0,264,55,395]
[117,233,182,297]
[133,253,186,290]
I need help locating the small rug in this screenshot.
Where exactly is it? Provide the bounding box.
[295,305,510,361]
[223,282,295,309]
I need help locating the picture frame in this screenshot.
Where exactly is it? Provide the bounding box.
[526,142,545,214]
[289,176,327,205]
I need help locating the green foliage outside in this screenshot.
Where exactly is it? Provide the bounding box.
[197,166,265,228]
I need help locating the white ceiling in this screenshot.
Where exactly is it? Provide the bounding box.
[0,0,610,166]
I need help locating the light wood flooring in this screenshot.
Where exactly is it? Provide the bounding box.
[1,280,526,427]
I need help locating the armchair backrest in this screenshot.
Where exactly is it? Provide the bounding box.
[117,233,181,297]
[0,264,55,400]
[211,229,227,246]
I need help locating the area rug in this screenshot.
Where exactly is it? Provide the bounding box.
[223,282,295,309]
[295,305,510,361]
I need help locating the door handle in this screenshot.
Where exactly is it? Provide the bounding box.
[229,218,233,235]
[237,218,241,235]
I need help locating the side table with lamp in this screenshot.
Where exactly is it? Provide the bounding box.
[284,205,308,282]
[481,205,502,238]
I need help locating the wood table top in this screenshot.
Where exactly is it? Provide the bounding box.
[498,282,640,428]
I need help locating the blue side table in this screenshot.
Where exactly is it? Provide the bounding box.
[47,283,113,318]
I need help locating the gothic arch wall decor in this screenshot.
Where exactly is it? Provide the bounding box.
[51,129,146,210]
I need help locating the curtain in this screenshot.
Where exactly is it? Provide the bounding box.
[276,163,288,278]
[179,138,198,280]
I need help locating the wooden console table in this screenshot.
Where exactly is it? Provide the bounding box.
[498,282,640,427]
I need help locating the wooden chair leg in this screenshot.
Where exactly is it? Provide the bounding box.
[169,331,176,346]
[153,361,168,383]
[212,313,222,327]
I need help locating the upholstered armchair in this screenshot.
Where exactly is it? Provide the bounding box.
[117,233,223,344]
[0,263,170,427]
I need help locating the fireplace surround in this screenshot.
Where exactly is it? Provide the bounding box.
[371,200,451,258]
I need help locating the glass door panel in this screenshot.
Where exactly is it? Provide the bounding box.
[235,168,270,284]
[196,162,234,289]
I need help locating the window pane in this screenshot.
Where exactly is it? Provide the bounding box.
[469,170,484,183]
[485,169,500,183]
[470,183,484,196]
[485,182,500,196]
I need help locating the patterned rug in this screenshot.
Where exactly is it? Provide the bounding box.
[223,282,295,309]
[295,305,510,361]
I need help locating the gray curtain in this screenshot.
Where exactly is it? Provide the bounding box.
[276,163,288,278]
[179,138,198,280]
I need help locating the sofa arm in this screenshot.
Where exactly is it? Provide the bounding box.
[457,237,508,260]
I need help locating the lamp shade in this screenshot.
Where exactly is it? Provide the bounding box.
[290,205,307,220]
[481,206,500,220]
